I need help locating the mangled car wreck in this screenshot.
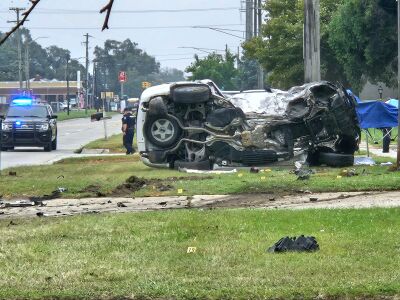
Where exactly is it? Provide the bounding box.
[136,80,360,170]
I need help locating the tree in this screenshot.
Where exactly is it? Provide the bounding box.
[185,50,239,90]
[328,0,397,91]
[0,28,84,82]
[94,39,187,98]
[243,0,346,89]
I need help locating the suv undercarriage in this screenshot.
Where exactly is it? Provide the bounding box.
[137,80,360,170]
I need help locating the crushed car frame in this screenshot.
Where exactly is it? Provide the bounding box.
[137,80,360,170]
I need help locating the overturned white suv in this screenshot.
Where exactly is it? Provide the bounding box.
[137,80,360,170]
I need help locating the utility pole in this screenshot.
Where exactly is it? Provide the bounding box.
[256,0,264,89]
[83,33,92,114]
[304,0,321,82]
[245,0,253,41]
[8,7,25,90]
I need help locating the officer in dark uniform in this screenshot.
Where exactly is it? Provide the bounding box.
[121,108,135,154]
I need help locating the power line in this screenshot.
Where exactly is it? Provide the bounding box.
[20,7,241,15]
[0,24,244,30]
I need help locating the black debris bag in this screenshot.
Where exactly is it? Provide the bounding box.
[267,235,319,253]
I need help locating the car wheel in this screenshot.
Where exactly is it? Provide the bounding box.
[52,137,57,150]
[319,152,354,167]
[44,142,52,152]
[145,115,181,147]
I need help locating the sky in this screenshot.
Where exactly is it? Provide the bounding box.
[0,0,245,72]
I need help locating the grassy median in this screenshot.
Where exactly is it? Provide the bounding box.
[0,207,399,299]
[0,155,399,199]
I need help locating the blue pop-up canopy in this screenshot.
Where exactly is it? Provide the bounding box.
[356,100,398,129]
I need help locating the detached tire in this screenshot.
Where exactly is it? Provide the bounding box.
[319,152,354,167]
[145,115,181,147]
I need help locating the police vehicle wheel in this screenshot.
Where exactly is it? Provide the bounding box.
[145,115,181,147]
[52,137,57,150]
[44,142,52,152]
[319,152,354,167]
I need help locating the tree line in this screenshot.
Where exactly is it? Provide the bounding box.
[188,0,398,93]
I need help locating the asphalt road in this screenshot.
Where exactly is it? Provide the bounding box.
[0,115,121,170]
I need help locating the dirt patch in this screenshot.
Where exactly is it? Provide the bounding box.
[112,176,148,196]
[109,175,212,197]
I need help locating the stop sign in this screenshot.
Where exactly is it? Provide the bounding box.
[119,71,127,82]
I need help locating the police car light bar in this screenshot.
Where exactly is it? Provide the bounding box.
[12,98,33,105]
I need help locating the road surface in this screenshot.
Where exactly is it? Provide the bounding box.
[0,116,121,170]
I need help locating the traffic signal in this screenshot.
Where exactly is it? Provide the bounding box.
[142,81,152,89]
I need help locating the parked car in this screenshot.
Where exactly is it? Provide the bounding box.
[1,98,58,151]
[136,80,360,170]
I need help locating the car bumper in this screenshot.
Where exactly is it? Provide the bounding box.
[1,130,52,146]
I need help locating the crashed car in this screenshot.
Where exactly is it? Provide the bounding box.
[136,80,360,169]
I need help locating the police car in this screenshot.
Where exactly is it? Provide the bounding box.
[0,97,58,152]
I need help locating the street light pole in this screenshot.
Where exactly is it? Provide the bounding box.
[25,37,48,90]
[66,54,70,116]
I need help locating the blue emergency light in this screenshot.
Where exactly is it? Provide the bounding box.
[15,121,21,126]
[12,98,33,106]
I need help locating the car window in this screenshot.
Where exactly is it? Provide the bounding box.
[6,106,48,118]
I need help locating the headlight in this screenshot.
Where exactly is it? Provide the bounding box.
[39,123,49,131]
[1,123,12,131]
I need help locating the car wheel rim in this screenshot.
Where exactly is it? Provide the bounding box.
[151,119,175,142]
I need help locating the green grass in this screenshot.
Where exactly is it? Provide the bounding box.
[56,109,97,121]
[0,208,399,299]
[84,133,136,153]
[1,155,400,199]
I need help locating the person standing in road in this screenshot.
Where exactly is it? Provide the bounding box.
[122,107,135,154]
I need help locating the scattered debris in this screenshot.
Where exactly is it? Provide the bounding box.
[57,187,68,193]
[1,200,34,208]
[296,169,314,180]
[8,171,17,176]
[57,175,65,179]
[380,162,393,166]
[310,197,318,202]
[117,202,127,208]
[36,212,45,217]
[181,168,237,174]
[268,235,319,253]
[8,220,17,226]
[354,156,375,166]
[268,197,276,202]
[158,201,167,206]
[340,169,358,177]
[177,189,183,194]
[250,167,260,173]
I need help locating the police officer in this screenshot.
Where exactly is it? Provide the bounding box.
[122,107,135,154]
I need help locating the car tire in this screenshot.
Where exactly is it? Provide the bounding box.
[171,84,211,104]
[44,142,52,152]
[144,115,181,147]
[148,97,168,116]
[52,137,57,150]
[319,152,354,167]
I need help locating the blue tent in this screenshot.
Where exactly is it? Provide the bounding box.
[386,98,399,108]
[356,101,398,129]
